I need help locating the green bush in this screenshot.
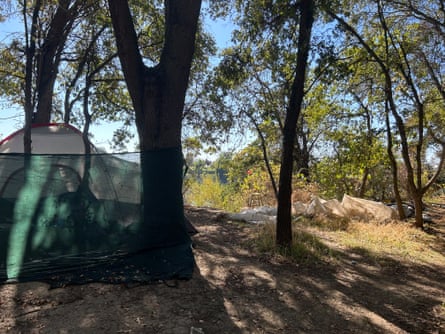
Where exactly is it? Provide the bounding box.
[184,175,244,212]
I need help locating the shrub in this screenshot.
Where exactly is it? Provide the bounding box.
[184,175,244,212]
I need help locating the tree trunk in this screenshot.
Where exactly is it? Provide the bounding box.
[357,167,369,198]
[248,112,278,199]
[385,104,405,219]
[294,118,310,181]
[23,0,41,153]
[108,0,201,246]
[412,191,424,229]
[35,0,78,124]
[276,0,314,248]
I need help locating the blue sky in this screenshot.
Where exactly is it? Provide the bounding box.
[0,10,235,153]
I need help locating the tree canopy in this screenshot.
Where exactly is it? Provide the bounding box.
[1,0,444,236]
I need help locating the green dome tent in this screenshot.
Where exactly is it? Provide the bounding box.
[0,124,194,286]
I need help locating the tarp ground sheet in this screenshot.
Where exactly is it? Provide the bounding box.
[0,148,194,286]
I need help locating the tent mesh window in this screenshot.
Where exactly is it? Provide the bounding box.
[0,150,194,286]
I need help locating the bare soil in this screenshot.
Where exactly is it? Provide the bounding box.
[1,206,444,334]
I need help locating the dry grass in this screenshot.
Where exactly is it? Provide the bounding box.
[337,221,445,265]
[251,220,338,264]
[250,215,445,267]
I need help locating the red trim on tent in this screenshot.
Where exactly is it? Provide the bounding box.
[0,123,83,146]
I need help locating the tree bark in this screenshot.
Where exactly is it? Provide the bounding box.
[294,120,310,181]
[108,0,200,149]
[108,0,201,245]
[247,112,279,199]
[276,0,314,248]
[23,0,41,153]
[34,0,79,124]
[385,104,405,219]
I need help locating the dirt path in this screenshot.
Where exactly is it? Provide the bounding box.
[1,207,444,333]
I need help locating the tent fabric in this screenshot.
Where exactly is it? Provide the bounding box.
[226,195,398,225]
[0,123,90,154]
[0,124,194,286]
[293,194,397,221]
[341,194,397,221]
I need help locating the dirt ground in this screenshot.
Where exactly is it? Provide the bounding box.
[1,206,444,334]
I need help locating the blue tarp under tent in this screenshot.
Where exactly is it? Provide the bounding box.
[0,124,194,286]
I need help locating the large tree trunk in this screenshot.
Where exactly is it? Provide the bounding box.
[108,0,201,246]
[276,0,314,248]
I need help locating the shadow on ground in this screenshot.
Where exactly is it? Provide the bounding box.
[0,207,444,333]
[0,267,240,333]
[189,207,445,333]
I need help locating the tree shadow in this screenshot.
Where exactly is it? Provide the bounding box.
[1,264,241,333]
[2,208,444,333]
[330,247,445,332]
[188,208,445,333]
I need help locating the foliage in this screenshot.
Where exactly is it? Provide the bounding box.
[1,1,445,231]
[313,135,393,200]
[0,0,215,152]
[317,0,445,227]
[185,175,244,212]
[226,145,269,185]
[185,148,280,211]
[240,168,270,198]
